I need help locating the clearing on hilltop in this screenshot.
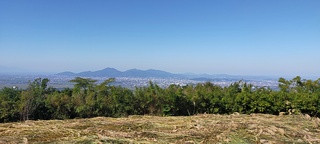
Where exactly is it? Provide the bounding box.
[0,114,319,143]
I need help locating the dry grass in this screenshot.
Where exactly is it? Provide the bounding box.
[0,113,320,144]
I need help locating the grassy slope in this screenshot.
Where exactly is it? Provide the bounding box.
[0,114,320,144]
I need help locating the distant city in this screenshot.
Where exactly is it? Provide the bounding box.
[0,67,282,90]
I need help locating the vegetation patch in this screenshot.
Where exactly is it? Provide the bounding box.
[0,76,320,143]
[1,76,320,123]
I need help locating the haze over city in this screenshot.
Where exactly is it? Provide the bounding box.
[1,0,319,77]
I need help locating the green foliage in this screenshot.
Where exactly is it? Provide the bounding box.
[0,76,320,123]
[19,78,50,121]
[45,90,73,119]
[0,87,21,122]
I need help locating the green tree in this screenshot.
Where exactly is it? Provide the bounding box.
[70,77,97,118]
[0,87,21,122]
[95,78,116,116]
[45,90,73,119]
[222,82,241,113]
[19,78,50,121]
[133,81,164,115]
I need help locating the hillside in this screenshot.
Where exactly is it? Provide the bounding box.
[0,114,319,143]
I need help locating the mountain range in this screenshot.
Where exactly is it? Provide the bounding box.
[56,67,277,81]
[57,68,180,78]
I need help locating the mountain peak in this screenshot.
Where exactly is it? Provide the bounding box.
[56,71,76,76]
[101,67,119,71]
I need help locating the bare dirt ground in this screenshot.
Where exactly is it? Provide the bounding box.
[0,113,320,144]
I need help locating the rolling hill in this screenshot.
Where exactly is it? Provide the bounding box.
[57,67,180,78]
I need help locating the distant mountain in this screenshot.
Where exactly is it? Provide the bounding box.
[122,69,178,78]
[56,67,278,80]
[76,68,122,77]
[56,68,179,78]
[95,68,122,77]
[56,71,76,76]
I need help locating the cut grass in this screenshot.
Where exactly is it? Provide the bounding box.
[0,114,319,143]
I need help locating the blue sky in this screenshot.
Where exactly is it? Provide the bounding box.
[0,0,319,76]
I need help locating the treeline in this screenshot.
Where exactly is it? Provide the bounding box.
[0,76,320,122]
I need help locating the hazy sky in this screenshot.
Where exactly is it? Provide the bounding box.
[0,0,319,76]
